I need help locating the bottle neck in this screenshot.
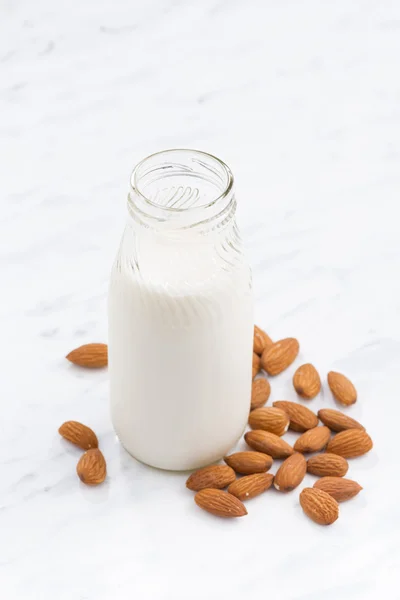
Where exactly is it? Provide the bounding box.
[127,149,236,234]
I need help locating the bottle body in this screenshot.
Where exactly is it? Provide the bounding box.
[108,150,253,470]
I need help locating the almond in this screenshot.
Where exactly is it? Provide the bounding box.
[58,421,98,450]
[293,426,331,453]
[248,407,290,436]
[274,453,307,492]
[273,401,319,432]
[293,363,321,399]
[228,473,274,501]
[66,343,108,368]
[186,465,236,491]
[307,453,349,477]
[253,325,273,355]
[224,451,273,475]
[252,352,261,379]
[251,378,271,410]
[300,487,339,525]
[76,448,106,485]
[261,338,299,375]
[245,430,294,459]
[327,429,373,458]
[313,477,363,502]
[327,371,357,406]
[194,489,247,518]
[318,408,365,432]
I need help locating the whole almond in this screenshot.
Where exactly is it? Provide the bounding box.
[293,363,321,399]
[314,477,363,502]
[307,453,349,477]
[76,448,106,485]
[58,421,98,450]
[327,429,373,458]
[248,407,290,436]
[186,465,236,491]
[194,489,247,518]
[252,352,261,379]
[261,338,299,375]
[273,400,319,432]
[318,408,365,433]
[327,371,357,406]
[251,378,271,410]
[294,426,331,453]
[224,451,273,475]
[245,430,294,459]
[274,453,307,492]
[300,487,339,525]
[253,325,273,355]
[228,473,274,501]
[66,343,108,368]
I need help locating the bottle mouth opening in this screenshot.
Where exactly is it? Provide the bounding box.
[130,149,234,213]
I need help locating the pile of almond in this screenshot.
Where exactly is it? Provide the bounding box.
[186,326,373,525]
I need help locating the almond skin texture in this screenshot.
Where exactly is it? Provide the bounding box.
[224,451,273,475]
[228,473,274,501]
[300,487,339,525]
[245,430,294,459]
[327,429,373,458]
[194,489,247,518]
[261,338,300,376]
[76,449,106,485]
[58,421,98,450]
[318,408,365,432]
[307,453,349,477]
[253,326,273,355]
[66,343,108,368]
[186,465,236,491]
[314,477,363,502]
[293,363,321,399]
[327,371,357,406]
[252,353,261,379]
[273,401,319,432]
[294,426,331,453]
[251,378,271,410]
[274,453,307,492]
[248,407,290,436]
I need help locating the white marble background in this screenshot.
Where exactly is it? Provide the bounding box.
[1,0,400,598]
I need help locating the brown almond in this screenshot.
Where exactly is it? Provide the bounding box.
[66,343,108,368]
[253,325,273,355]
[294,426,331,453]
[251,378,271,410]
[228,473,274,501]
[248,407,290,436]
[252,352,261,379]
[273,400,319,432]
[274,453,307,492]
[186,465,236,491]
[194,489,247,517]
[327,429,373,458]
[224,451,273,475]
[58,421,98,450]
[327,371,357,406]
[293,363,321,399]
[314,477,363,502]
[300,487,339,525]
[318,408,365,432]
[76,448,106,485]
[307,453,349,477]
[261,338,299,375]
[245,430,294,459]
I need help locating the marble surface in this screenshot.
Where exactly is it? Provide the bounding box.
[1,0,400,598]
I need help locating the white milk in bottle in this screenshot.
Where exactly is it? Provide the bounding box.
[109,150,253,470]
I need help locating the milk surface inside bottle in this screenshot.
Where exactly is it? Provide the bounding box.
[109,149,253,470]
